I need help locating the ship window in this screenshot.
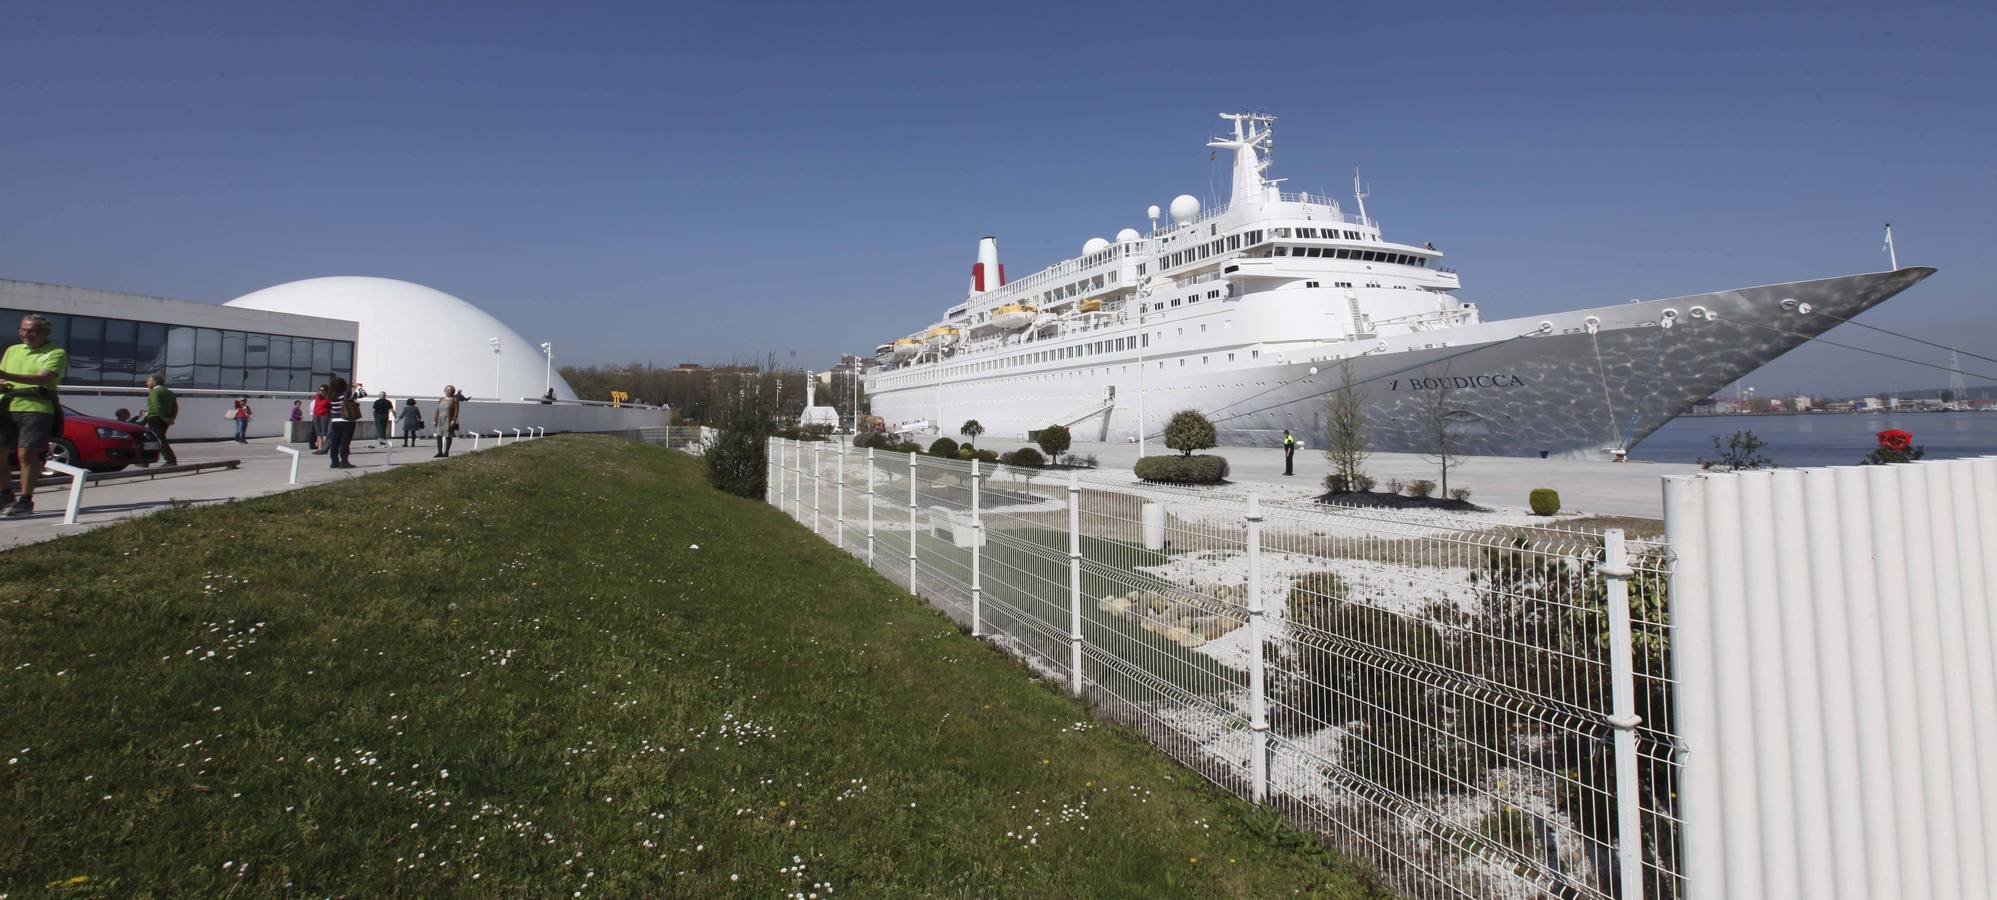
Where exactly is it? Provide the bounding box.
[1252,350,1260,359]
[1202,356,1209,364]
[1274,247,1288,256]
[1170,299,1180,307]
[1228,353,1235,361]
[1179,359,1185,367]
[1200,324,1207,333]
[1332,249,1348,259]
[1141,334,1149,348]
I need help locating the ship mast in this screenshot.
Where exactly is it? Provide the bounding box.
[1208,112,1277,206]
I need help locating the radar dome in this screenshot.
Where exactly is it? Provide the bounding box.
[1169,194,1201,224]
[1147,204,1161,221]
[1082,237,1110,256]
[1115,227,1141,242]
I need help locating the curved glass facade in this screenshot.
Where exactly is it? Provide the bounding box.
[0,307,354,392]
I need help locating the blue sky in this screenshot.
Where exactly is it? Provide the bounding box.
[2,1,1992,395]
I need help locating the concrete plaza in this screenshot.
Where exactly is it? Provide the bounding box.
[0,431,513,550]
[1064,439,1700,518]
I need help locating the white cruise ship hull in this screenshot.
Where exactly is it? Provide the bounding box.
[868,268,1933,459]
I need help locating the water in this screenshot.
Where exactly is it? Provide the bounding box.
[1631,411,1997,467]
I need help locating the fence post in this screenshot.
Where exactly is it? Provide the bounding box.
[1602,528,1646,900]
[1068,471,1083,697]
[970,458,983,637]
[908,452,919,595]
[866,447,876,566]
[1246,491,1268,804]
[812,443,822,536]
[767,437,777,504]
[836,440,847,550]
[792,441,803,520]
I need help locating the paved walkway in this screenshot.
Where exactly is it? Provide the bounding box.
[1062,440,1701,519]
[0,433,519,550]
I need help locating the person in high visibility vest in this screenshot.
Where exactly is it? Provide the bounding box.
[1282,430,1296,476]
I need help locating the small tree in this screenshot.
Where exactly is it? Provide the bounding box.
[959,419,984,444]
[1418,371,1465,498]
[1323,356,1370,492]
[1035,424,1071,460]
[1698,430,1773,471]
[1163,409,1217,457]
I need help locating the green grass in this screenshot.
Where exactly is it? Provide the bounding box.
[0,436,1383,898]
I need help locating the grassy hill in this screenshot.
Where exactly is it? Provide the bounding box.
[0,436,1382,897]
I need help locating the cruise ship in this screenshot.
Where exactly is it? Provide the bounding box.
[865,112,1934,458]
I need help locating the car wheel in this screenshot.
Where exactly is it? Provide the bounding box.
[43,437,79,474]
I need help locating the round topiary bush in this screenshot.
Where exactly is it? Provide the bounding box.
[927,437,959,458]
[1529,488,1561,516]
[1163,410,1217,456]
[1036,424,1072,459]
[1006,447,1045,468]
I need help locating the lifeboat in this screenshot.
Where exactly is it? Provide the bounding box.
[923,326,962,349]
[874,343,895,363]
[891,338,921,361]
[991,303,1037,330]
[1076,298,1103,314]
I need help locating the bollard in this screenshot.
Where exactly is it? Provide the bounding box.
[44,460,91,525]
[492,429,504,446]
[277,445,302,485]
[1068,471,1082,696]
[970,458,982,637]
[384,437,393,467]
[512,428,522,442]
[471,432,482,451]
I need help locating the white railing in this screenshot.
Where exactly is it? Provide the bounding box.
[1664,457,1997,900]
[768,438,1680,897]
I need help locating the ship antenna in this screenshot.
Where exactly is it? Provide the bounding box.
[1352,168,1370,228]
[1883,222,1899,271]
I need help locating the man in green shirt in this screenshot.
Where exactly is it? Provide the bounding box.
[144,373,179,466]
[0,314,69,516]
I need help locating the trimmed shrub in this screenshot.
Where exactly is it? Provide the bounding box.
[1163,410,1217,456]
[1080,453,1098,468]
[1004,447,1045,468]
[1449,488,1472,503]
[704,426,767,499]
[1352,474,1376,492]
[957,445,975,460]
[1529,488,1561,516]
[1134,454,1228,484]
[971,448,998,464]
[1407,479,1436,499]
[1385,479,1405,495]
[927,437,959,458]
[1325,473,1350,493]
[1035,424,1072,458]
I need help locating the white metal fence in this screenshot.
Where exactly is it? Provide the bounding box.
[766,438,1681,898]
[1664,458,1997,900]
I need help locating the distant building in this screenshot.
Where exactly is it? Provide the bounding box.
[1862,397,1885,411]
[1792,395,1813,412]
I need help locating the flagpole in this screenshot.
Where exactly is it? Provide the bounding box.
[1884,223,1899,271]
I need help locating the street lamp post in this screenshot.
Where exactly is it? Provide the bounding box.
[540,342,554,395]
[489,338,502,399]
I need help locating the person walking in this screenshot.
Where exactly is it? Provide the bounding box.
[324,377,357,468]
[0,314,68,517]
[371,393,393,447]
[289,399,304,438]
[310,385,331,453]
[229,397,252,443]
[144,373,179,466]
[398,397,423,447]
[433,385,461,457]
[1282,429,1296,476]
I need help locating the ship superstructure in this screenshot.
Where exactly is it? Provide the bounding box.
[866,112,1932,458]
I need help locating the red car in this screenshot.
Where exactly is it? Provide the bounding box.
[43,405,162,472]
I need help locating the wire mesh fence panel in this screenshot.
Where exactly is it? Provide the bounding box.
[755,441,1681,898]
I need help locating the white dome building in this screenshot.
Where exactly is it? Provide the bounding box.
[226,276,578,402]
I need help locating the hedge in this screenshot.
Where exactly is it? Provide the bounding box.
[1529,488,1561,516]
[1133,454,1229,485]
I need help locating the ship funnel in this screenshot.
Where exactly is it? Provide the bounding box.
[972,235,1004,293]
